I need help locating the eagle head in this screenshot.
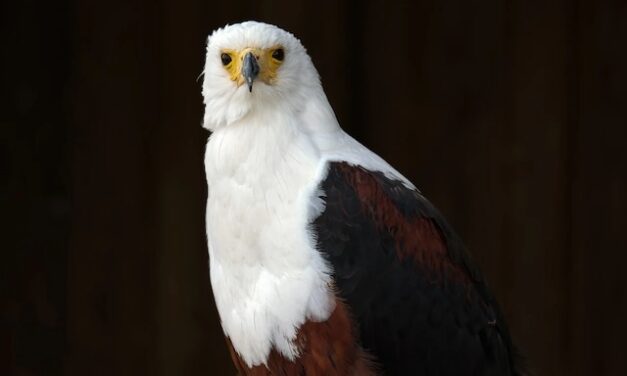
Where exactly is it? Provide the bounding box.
[201,21,321,130]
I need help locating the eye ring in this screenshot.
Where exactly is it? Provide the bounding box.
[221,53,232,66]
[272,48,284,61]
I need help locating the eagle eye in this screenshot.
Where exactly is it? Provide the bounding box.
[272,48,284,61]
[221,53,232,66]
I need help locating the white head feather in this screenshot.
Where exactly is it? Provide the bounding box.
[202,21,323,131]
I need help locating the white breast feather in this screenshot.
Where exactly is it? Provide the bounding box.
[204,102,412,367]
[205,106,335,367]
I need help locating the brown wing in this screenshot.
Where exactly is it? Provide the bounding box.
[311,162,522,376]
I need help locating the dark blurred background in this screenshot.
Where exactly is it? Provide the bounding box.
[1,0,626,375]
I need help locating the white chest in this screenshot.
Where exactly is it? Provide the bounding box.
[204,123,334,367]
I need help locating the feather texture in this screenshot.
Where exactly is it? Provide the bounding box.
[312,162,520,375]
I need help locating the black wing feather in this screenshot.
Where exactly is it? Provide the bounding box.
[312,162,521,376]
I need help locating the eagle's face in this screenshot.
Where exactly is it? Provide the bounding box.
[219,45,285,92]
[202,22,320,130]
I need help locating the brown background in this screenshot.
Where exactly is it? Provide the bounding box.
[1,0,626,375]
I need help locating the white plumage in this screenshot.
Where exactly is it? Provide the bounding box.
[202,21,410,367]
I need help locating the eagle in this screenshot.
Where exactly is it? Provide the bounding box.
[202,21,524,375]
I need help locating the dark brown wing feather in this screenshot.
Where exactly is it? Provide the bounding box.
[311,162,523,376]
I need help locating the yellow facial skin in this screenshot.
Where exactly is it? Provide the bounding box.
[221,46,284,87]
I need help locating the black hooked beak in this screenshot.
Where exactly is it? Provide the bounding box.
[241,52,260,92]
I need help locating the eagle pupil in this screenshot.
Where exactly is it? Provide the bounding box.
[221,53,232,66]
[272,48,284,61]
